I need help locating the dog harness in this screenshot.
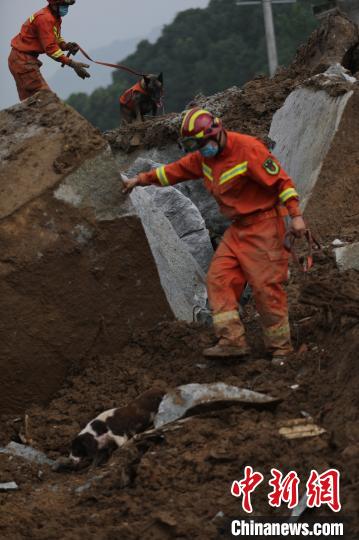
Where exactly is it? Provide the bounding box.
[119,82,149,110]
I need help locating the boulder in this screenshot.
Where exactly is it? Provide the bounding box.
[129,186,208,321]
[269,68,359,235]
[334,242,359,271]
[0,91,172,414]
[125,156,214,272]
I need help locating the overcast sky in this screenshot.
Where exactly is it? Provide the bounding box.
[1,0,209,109]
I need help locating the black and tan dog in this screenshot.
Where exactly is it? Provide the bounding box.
[119,73,163,124]
[54,387,166,471]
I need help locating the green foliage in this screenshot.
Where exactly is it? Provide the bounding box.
[67,0,318,130]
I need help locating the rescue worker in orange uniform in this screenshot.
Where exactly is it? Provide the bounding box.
[9,0,90,102]
[123,108,306,364]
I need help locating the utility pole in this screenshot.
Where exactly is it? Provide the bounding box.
[236,0,297,77]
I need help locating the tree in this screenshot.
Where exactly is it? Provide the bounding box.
[67,0,318,130]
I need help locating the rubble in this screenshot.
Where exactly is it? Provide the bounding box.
[129,185,208,321]
[0,11,358,540]
[0,442,54,465]
[334,242,359,271]
[0,91,173,414]
[278,418,327,439]
[154,383,280,428]
[269,70,359,235]
[0,482,19,492]
[124,156,213,271]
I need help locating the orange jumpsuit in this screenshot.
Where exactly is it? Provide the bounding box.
[9,7,71,101]
[137,131,302,355]
[120,81,148,110]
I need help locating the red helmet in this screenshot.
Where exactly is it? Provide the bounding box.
[47,0,76,5]
[180,107,222,139]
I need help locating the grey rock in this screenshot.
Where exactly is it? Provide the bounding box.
[130,186,208,321]
[54,146,134,222]
[154,383,280,428]
[75,475,104,494]
[0,482,19,492]
[290,493,308,520]
[117,147,230,239]
[334,242,359,271]
[269,83,354,210]
[125,157,214,271]
[0,442,54,466]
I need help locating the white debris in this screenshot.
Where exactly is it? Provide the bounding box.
[0,482,19,492]
[332,238,346,247]
[155,383,279,428]
[335,242,359,271]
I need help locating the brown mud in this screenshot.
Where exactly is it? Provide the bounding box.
[0,251,358,539]
[0,12,358,540]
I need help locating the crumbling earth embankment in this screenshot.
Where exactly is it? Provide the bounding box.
[0,91,173,414]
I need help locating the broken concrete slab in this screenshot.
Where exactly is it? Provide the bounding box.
[269,72,359,235]
[0,91,173,414]
[154,383,280,428]
[125,157,213,272]
[130,186,208,321]
[114,146,230,241]
[334,242,359,271]
[0,442,54,465]
[0,482,19,492]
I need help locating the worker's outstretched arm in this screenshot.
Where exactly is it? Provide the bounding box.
[122,152,203,193]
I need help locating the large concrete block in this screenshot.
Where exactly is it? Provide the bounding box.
[269,69,359,235]
[0,91,172,414]
[129,186,208,321]
[125,156,213,272]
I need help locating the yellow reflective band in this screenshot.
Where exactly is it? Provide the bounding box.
[156,166,170,187]
[188,109,209,132]
[279,188,298,203]
[29,14,35,23]
[59,36,66,43]
[181,110,191,130]
[195,130,205,139]
[202,164,213,181]
[53,26,61,39]
[213,310,240,325]
[219,161,248,185]
[263,323,290,338]
[52,49,65,59]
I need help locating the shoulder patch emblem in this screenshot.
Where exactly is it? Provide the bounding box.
[263,158,280,176]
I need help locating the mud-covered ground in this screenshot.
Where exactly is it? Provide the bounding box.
[0,247,358,540]
[1,13,358,540]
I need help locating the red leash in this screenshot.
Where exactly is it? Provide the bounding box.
[284,229,321,272]
[78,46,145,77]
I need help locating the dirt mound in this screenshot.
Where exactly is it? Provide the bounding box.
[293,11,359,74]
[0,255,358,539]
[304,88,359,237]
[0,91,173,415]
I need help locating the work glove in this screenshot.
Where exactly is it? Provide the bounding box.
[122,176,141,194]
[290,216,306,238]
[69,60,91,79]
[63,42,80,55]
